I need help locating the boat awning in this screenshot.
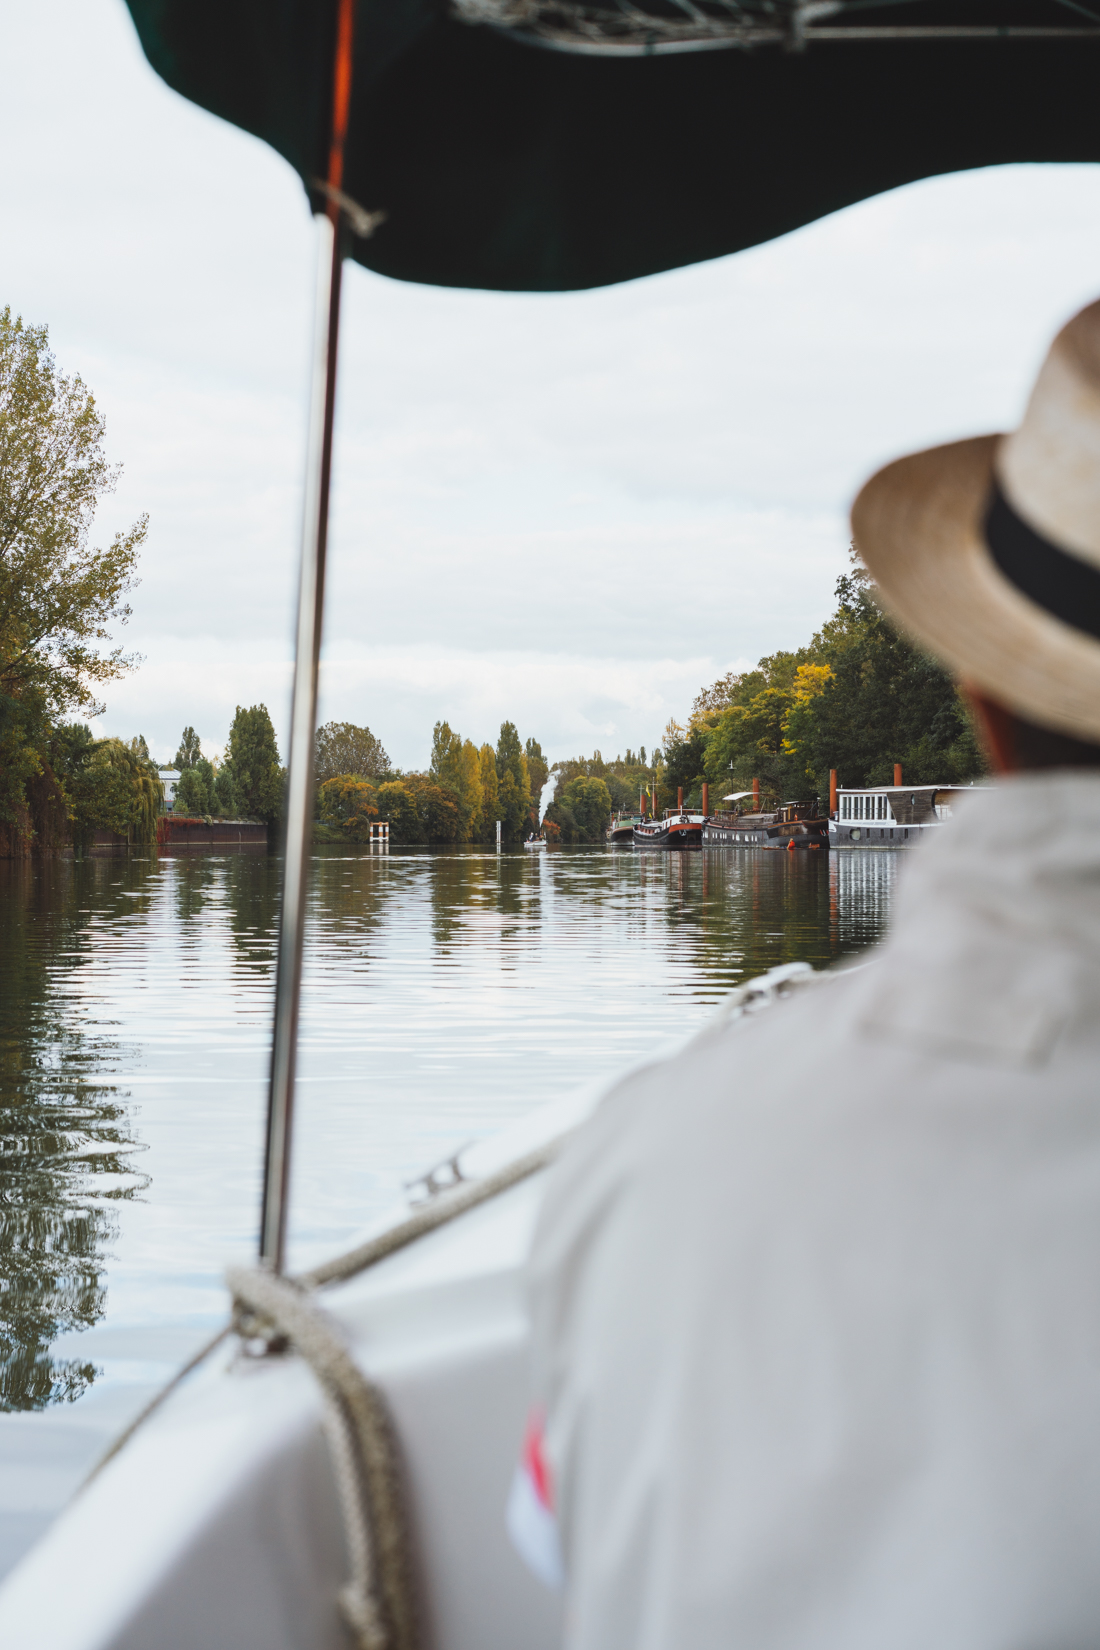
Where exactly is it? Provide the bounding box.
[123,1,1100,293]
[720,792,758,803]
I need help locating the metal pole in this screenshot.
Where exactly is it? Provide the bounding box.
[260,211,344,1271]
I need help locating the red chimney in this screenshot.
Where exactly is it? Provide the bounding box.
[677,786,683,810]
[829,769,837,818]
[701,782,709,817]
[894,763,903,786]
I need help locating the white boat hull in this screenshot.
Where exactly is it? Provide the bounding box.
[0,1126,578,1650]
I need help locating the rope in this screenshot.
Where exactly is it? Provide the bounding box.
[221,1136,568,1650]
[297,1135,568,1292]
[227,1268,417,1650]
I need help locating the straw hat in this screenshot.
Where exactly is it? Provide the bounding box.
[851,299,1100,743]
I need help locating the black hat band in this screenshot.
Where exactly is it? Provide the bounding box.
[985,480,1100,643]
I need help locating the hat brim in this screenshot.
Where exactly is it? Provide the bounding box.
[851,433,1100,745]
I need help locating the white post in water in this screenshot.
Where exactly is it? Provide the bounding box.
[496,820,502,850]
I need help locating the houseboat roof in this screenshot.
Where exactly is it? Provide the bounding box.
[837,783,986,795]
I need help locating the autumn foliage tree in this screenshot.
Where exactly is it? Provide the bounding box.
[317,774,379,841]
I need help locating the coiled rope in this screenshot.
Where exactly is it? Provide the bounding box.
[227,1266,417,1650]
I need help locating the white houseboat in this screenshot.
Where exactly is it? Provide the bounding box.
[829,784,977,847]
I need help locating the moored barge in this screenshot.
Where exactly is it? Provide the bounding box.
[703,799,828,850]
[828,784,976,846]
[633,810,705,848]
[607,813,642,844]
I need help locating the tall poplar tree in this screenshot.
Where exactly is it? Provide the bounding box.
[477,743,500,839]
[172,726,202,769]
[224,704,283,824]
[496,721,532,838]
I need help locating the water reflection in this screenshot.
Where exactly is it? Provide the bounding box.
[0,861,148,1412]
[0,843,900,1419]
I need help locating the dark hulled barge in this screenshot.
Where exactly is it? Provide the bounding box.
[633,810,705,848]
[703,799,829,850]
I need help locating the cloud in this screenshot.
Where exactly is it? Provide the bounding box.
[3,3,1100,768]
[106,637,745,769]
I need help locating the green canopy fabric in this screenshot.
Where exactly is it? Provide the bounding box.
[125,0,1100,291]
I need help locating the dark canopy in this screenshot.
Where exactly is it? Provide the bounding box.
[124,0,1100,292]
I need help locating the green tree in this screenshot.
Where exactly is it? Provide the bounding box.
[224,704,283,824]
[0,311,147,841]
[377,780,421,843]
[174,765,210,815]
[0,685,48,838]
[496,721,532,839]
[429,720,461,782]
[782,573,984,792]
[67,738,162,851]
[661,717,709,805]
[171,726,202,769]
[213,766,239,817]
[377,775,461,843]
[429,722,482,840]
[315,720,389,784]
[476,743,500,839]
[561,775,612,838]
[455,739,484,840]
[0,309,146,726]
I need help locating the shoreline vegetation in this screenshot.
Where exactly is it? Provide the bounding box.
[2,309,985,858]
[318,558,988,849]
[312,720,549,846]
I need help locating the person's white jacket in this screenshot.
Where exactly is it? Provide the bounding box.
[528,772,1100,1650]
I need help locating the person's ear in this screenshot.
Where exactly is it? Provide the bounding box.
[958,680,1017,774]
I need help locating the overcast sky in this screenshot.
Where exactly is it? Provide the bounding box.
[4,2,1100,770]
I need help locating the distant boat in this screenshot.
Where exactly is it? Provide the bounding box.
[633,810,704,849]
[523,834,548,849]
[606,813,641,844]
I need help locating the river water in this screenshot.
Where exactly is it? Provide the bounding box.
[0,841,898,1576]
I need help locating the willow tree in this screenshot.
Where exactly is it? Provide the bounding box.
[67,738,163,851]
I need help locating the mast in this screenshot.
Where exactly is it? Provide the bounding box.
[260,0,356,1273]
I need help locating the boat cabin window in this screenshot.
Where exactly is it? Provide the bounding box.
[841,793,894,821]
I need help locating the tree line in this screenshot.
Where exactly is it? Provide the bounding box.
[2,307,984,856]
[168,707,283,825]
[315,719,549,845]
[661,557,986,811]
[543,557,987,841]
